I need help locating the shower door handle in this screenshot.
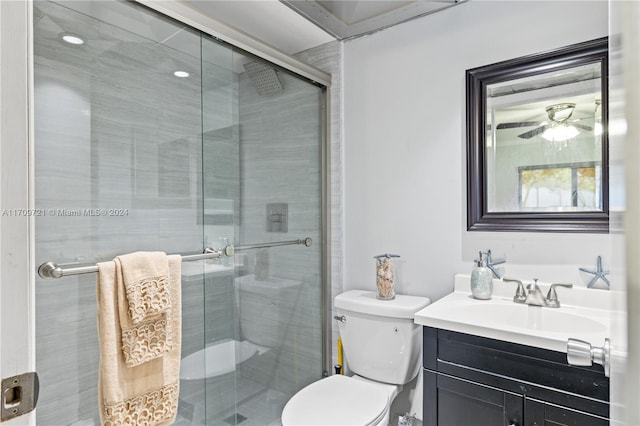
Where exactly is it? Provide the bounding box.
[221,237,312,256]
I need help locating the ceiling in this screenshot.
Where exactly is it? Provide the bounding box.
[181,1,334,54]
[281,0,460,40]
[181,0,463,54]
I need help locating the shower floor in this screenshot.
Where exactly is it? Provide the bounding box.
[175,376,289,426]
[231,386,289,426]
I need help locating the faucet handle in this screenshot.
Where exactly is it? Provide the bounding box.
[546,283,573,308]
[503,277,526,303]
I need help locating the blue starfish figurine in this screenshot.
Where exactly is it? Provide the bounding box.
[579,256,610,288]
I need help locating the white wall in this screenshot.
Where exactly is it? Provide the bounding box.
[343,0,610,302]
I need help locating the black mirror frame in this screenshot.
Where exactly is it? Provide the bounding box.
[466,37,609,233]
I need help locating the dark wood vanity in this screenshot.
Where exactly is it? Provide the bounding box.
[423,327,609,426]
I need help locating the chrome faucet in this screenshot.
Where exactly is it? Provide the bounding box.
[524,278,547,307]
[502,277,573,308]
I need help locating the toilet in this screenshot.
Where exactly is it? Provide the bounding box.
[281,289,431,426]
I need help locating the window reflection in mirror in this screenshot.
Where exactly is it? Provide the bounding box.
[518,162,601,210]
[466,37,608,233]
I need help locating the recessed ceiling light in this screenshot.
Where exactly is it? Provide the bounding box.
[174,71,189,78]
[61,34,85,45]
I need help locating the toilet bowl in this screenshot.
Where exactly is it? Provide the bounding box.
[281,290,431,426]
[281,375,399,426]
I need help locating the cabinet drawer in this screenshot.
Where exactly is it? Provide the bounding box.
[424,370,522,426]
[423,327,609,418]
[525,398,609,426]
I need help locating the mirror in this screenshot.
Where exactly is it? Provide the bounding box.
[467,38,608,233]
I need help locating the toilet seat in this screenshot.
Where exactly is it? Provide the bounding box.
[281,375,391,426]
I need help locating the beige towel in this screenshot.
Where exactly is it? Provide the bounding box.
[116,252,173,367]
[97,254,182,426]
[117,251,171,324]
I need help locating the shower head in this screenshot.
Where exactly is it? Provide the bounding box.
[242,61,283,96]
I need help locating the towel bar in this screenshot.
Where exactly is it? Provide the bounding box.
[37,237,312,279]
[224,237,312,256]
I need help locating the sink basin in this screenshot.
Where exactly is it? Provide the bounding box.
[414,274,611,353]
[461,302,607,334]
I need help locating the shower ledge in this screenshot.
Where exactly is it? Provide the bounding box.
[181,261,233,280]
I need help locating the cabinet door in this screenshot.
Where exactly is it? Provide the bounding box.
[525,398,609,426]
[424,370,523,426]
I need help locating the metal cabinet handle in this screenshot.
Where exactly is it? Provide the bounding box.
[567,338,610,377]
[333,315,346,323]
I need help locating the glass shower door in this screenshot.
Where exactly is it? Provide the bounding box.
[33,1,214,424]
[200,43,325,425]
[33,2,325,425]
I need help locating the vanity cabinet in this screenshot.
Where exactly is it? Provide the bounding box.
[423,327,609,426]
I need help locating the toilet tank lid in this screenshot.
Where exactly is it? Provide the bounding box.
[335,290,430,319]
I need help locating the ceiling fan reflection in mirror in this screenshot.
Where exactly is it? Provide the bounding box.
[497,102,594,141]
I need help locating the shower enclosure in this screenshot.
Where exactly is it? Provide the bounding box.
[33,1,326,424]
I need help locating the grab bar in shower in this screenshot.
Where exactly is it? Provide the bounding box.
[37,236,312,279]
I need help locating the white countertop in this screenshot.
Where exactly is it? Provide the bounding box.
[414,274,611,353]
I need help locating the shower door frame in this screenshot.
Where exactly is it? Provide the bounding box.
[135,0,330,88]
[146,0,334,379]
[142,0,335,378]
[140,0,336,378]
[0,1,332,423]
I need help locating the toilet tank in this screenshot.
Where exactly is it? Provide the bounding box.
[335,290,430,385]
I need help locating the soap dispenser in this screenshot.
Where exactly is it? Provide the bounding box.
[471,251,493,300]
